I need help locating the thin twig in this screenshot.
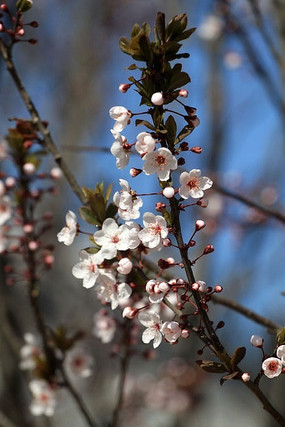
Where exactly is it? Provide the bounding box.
[0,39,87,205]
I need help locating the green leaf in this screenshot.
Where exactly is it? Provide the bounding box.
[104,183,112,203]
[90,193,106,223]
[165,115,177,147]
[168,71,190,91]
[277,327,285,345]
[220,372,239,386]
[16,0,33,12]
[127,63,138,70]
[196,360,227,374]
[119,37,131,55]
[138,35,153,65]
[106,203,118,219]
[174,125,194,145]
[135,119,156,131]
[161,208,173,226]
[155,12,166,44]
[78,207,101,226]
[230,347,246,368]
[85,246,100,254]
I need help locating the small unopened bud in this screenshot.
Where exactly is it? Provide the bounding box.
[188,239,196,247]
[5,177,16,188]
[23,223,33,233]
[162,238,171,247]
[158,281,170,292]
[197,198,208,208]
[177,157,185,166]
[158,258,170,269]
[156,202,166,212]
[203,244,214,254]
[29,21,39,27]
[50,167,62,179]
[129,168,142,177]
[28,39,37,44]
[28,241,38,251]
[215,285,223,293]
[162,186,175,199]
[119,83,131,93]
[117,258,133,274]
[0,4,9,12]
[151,92,164,106]
[181,329,190,338]
[190,146,202,154]
[44,254,54,266]
[23,140,33,149]
[179,142,189,151]
[179,89,188,98]
[250,335,263,347]
[17,28,25,36]
[0,23,4,32]
[216,320,225,329]
[23,162,35,175]
[166,257,175,265]
[122,307,137,319]
[192,282,199,291]
[242,373,251,382]
[192,116,200,127]
[195,220,206,231]
[198,281,206,292]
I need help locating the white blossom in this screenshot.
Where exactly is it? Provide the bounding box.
[109,106,131,132]
[72,250,105,288]
[124,220,141,249]
[19,333,42,371]
[138,212,168,249]
[29,379,57,417]
[143,148,177,181]
[161,321,181,343]
[65,348,94,378]
[250,335,263,347]
[138,311,163,348]
[113,179,143,220]
[135,132,156,156]
[93,218,131,259]
[57,210,77,246]
[0,195,12,225]
[198,15,223,41]
[96,274,132,310]
[179,169,213,199]
[276,345,285,363]
[146,279,169,303]
[110,131,131,169]
[93,309,116,343]
[262,357,283,379]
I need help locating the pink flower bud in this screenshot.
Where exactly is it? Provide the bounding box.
[151,92,164,106]
[250,335,263,347]
[181,329,190,338]
[5,177,16,188]
[203,244,214,254]
[28,241,38,251]
[179,89,188,98]
[17,28,25,36]
[50,167,62,179]
[215,285,223,293]
[195,220,206,231]
[190,146,202,154]
[166,257,175,265]
[242,373,251,382]
[197,198,208,208]
[158,281,170,292]
[192,117,200,127]
[162,238,171,247]
[119,83,131,93]
[129,168,142,177]
[146,279,156,294]
[44,254,54,266]
[23,162,35,175]
[23,223,33,234]
[122,307,137,319]
[162,186,175,199]
[192,282,199,291]
[117,258,133,274]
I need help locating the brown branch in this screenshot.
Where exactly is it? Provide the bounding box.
[0,39,87,205]
[211,294,281,333]
[215,183,285,226]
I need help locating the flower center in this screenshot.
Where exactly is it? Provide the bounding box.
[187,177,199,189]
[268,361,279,371]
[155,155,166,166]
[111,235,120,244]
[148,223,162,235]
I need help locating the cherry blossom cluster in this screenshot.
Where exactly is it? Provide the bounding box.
[19,332,94,416]
[250,334,285,379]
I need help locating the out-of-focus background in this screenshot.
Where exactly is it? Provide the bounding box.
[1,0,285,426]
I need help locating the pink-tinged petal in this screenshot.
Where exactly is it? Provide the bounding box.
[179,171,190,184]
[66,210,77,227]
[179,185,190,199]
[189,169,201,178]
[143,212,156,227]
[142,328,156,344]
[153,332,162,348]
[199,176,213,190]
[189,188,204,199]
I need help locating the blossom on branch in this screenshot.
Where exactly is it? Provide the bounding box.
[135,132,156,156]
[113,179,143,220]
[142,147,177,181]
[72,250,105,288]
[109,106,131,132]
[93,218,133,259]
[262,357,283,379]
[110,131,131,169]
[19,333,42,371]
[93,309,116,343]
[138,311,163,348]
[162,321,181,343]
[138,212,168,249]
[179,169,213,199]
[29,379,57,417]
[57,210,77,246]
[96,273,132,310]
[0,195,12,225]
[65,348,94,378]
